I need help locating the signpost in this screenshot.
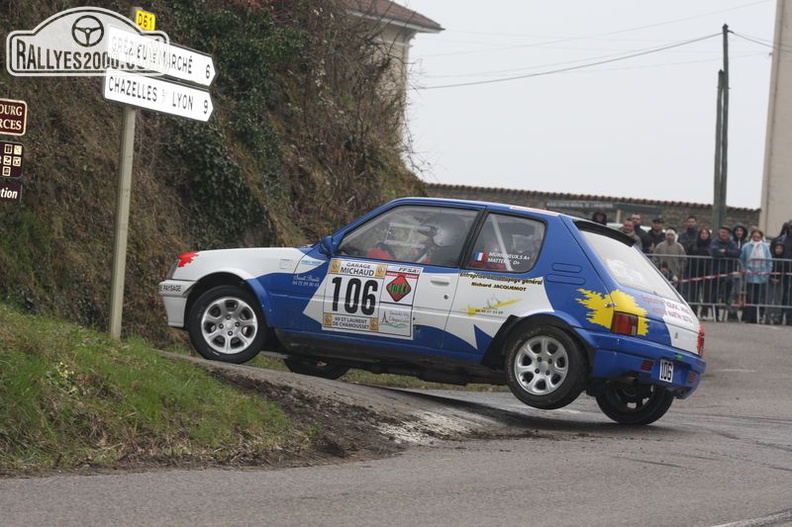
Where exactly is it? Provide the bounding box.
[0,99,27,136]
[0,180,22,204]
[103,7,216,339]
[4,5,217,338]
[103,68,213,121]
[164,44,216,87]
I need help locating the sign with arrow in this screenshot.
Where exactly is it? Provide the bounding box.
[103,68,213,121]
[164,44,216,87]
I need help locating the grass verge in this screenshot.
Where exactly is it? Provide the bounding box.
[0,304,301,474]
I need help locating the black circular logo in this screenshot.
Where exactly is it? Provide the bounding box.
[71,15,104,47]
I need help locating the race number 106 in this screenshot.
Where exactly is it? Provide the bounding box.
[329,277,378,315]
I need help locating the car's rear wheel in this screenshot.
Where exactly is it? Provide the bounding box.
[188,285,265,364]
[284,357,350,380]
[595,383,675,425]
[505,325,586,410]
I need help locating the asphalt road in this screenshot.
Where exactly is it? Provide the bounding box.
[2,322,791,527]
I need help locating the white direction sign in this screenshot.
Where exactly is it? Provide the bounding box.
[165,44,216,87]
[103,68,213,121]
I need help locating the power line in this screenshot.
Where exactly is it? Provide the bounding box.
[424,39,726,80]
[415,33,722,90]
[732,31,792,53]
[418,0,770,58]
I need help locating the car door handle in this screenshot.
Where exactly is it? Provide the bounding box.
[430,276,452,286]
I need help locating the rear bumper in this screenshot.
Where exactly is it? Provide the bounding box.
[577,329,706,398]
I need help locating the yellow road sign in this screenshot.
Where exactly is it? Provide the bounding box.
[135,9,156,31]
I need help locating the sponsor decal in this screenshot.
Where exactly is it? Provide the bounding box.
[291,274,321,288]
[467,295,519,316]
[461,272,543,292]
[158,282,184,294]
[177,251,199,268]
[322,259,421,338]
[576,288,648,335]
[386,274,412,302]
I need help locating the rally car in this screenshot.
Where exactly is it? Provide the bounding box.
[159,197,706,425]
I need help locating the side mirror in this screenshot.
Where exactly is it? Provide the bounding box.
[320,235,335,256]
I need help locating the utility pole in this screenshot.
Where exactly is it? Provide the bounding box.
[713,24,729,230]
[713,70,723,230]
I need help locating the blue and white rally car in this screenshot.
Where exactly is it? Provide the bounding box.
[159,197,706,425]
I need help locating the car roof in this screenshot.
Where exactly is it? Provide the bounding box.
[387,196,563,219]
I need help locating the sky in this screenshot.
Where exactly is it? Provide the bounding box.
[402,0,777,209]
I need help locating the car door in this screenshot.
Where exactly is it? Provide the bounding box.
[446,211,551,355]
[299,204,480,353]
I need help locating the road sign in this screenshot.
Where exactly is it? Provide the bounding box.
[135,9,156,31]
[106,26,168,74]
[0,99,27,136]
[103,68,213,121]
[165,44,216,87]
[6,6,169,77]
[0,179,22,203]
[0,140,24,178]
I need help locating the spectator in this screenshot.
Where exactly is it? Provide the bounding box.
[728,222,749,313]
[774,221,792,324]
[739,229,771,323]
[732,223,749,250]
[646,217,666,253]
[653,228,685,287]
[767,240,790,325]
[710,225,741,321]
[688,228,715,319]
[591,211,607,225]
[630,213,651,253]
[620,218,642,247]
[776,221,792,256]
[677,215,699,255]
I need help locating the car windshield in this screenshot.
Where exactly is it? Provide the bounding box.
[580,229,680,301]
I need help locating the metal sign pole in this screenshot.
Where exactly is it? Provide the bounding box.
[108,104,136,339]
[108,8,139,340]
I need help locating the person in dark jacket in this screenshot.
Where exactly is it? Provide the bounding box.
[591,211,607,225]
[767,240,789,324]
[728,222,750,315]
[732,222,749,250]
[687,228,714,319]
[678,215,699,255]
[645,217,666,253]
[677,215,699,301]
[710,225,741,321]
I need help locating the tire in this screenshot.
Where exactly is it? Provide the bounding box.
[595,384,675,425]
[188,285,265,364]
[505,325,586,410]
[284,357,350,380]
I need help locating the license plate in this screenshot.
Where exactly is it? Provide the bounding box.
[659,359,674,383]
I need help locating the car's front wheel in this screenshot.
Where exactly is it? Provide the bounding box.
[284,357,350,380]
[505,325,586,410]
[595,383,675,425]
[188,285,265,364]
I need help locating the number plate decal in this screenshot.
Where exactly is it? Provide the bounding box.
[659,359,674,383]
[322,259,422,338]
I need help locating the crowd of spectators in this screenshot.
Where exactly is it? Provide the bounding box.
[591,211,792,324]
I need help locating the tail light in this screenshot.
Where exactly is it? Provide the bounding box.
[611,311,639,336]
[697,325,705,357]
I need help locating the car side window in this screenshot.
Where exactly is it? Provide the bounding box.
[337,205,478,267]
[466,213,544,273]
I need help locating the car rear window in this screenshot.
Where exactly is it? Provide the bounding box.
[579,228,680,301]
